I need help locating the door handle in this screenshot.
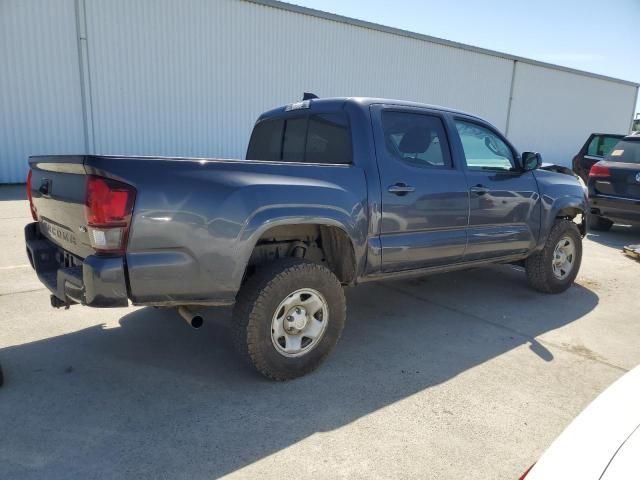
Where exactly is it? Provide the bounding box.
[470,184,490,195]
[388,183,415,196]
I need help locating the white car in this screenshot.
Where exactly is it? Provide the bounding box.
[520,365,640,479]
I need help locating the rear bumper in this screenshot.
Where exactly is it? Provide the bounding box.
[590,195,640,224]
[24,222,129,307]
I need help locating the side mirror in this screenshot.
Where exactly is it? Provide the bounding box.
[521,151,542,171]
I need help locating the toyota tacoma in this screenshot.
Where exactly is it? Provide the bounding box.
[25,97,587,380]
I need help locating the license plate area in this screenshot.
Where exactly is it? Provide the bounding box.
[56,249,82,269]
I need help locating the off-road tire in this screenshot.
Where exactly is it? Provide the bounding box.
[589,215,613,231]
[232,259,346,381]
[525,219,582,294]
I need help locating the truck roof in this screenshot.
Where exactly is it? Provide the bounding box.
[258,97,482,122]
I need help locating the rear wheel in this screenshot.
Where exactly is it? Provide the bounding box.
[232,259,346,380]
[525,219,582,294]
[589,215,613,231]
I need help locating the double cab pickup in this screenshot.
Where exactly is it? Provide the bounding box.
[25,97,587,380]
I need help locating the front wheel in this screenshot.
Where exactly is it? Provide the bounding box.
[525,219,582,294]
[232,259,346,380]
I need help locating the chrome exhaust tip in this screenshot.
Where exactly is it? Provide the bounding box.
[177,306,204,329]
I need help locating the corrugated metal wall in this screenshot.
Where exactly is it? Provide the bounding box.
[1,0,637,183]
[84,0,514,159]
[508,62,638,164]
[0,0,86,184]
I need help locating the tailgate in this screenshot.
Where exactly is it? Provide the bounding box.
[29,155,94,258]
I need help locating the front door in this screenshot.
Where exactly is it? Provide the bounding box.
[373,106,469,272]
[452,118,540,261]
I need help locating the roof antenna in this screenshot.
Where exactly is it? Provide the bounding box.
[302,92,318,100]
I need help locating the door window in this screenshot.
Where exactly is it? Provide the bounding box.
[587,136,600,156]
[455,120,515,171]
[382,111,451,168]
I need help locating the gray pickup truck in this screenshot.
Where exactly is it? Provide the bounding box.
[25,96,587,380]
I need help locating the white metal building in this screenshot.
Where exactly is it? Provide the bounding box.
[1,0,638,183]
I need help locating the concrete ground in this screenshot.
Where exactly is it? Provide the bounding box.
[0,184,639,480]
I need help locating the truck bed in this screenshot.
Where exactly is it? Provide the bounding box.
[28,154,367,307]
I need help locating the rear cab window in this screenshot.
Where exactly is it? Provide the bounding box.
[282,118,307,161]
[246,112,352,164]
[246,119,283,161]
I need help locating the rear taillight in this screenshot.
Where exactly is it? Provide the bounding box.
[85,175,136,254]
[589,162,611,178]
[26,169,37,220]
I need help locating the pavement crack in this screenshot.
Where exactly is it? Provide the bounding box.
[0,264,31,270]
[0,287,48,297]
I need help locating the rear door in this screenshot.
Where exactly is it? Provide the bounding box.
[452,118,540,261]
[372,106,469,272]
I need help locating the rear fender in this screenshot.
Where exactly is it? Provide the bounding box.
[236,205,366,284]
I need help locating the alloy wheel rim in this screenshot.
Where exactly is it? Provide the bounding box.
[271,288,329,358]
[552,236,576,280]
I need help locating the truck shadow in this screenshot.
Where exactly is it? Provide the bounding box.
[587,224,640,250]
[0,184,26,202]
[0,265,598,479]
